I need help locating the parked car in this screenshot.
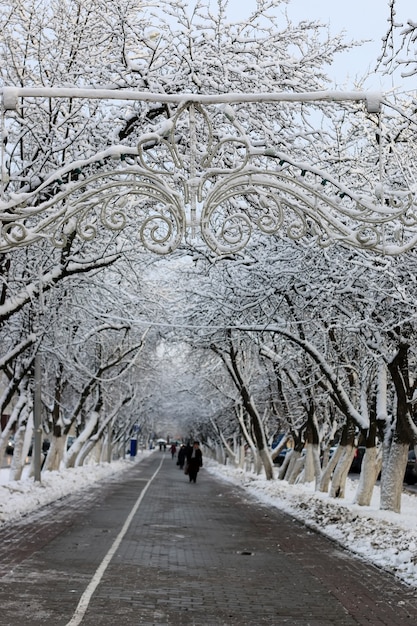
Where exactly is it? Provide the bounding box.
[349,446,417,486]
[404,450,417,485]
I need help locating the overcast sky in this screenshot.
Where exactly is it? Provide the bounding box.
[226,0,415,90]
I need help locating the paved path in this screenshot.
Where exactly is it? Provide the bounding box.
[0,453,417,625]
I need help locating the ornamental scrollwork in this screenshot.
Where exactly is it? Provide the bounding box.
[1,100,417,255]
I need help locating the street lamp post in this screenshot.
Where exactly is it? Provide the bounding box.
[33,352,42,482]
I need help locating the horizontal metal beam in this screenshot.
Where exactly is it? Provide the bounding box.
[1,87,383,112]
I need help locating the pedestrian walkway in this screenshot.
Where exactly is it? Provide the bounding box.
[0,452,417,625]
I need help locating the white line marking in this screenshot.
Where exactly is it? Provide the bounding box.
[66,456,164,626]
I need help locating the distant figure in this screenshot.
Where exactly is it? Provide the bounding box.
[170,443,177,459]
[177,444,186,469]
[186,441,203,483]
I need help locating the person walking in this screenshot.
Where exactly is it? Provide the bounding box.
[177,444,186,469]
[186,441,203,483]
[170,442,177,459]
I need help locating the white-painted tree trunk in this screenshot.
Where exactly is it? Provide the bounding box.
[9,403,33,481]
[0,417,18,469]
[63,411,100,468]
[380,441,409,513]
[285,450,304,484]
[329,445,355,499]
[238,443,246,469]
[215,442,225,463]
[300,442,321,486]
[319,445,343,492]
[43,436,67,471]
[8,425,27,481]
[353,447,382,506]
[258,448,273,478]
[76,436,101,466]
[278,449,293,480]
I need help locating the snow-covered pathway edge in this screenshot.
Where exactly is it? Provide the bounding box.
[205,460,417,588]
[0,453,153,525]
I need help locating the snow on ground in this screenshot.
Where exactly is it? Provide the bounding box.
[0,451,153,523]
[1,453,416,588]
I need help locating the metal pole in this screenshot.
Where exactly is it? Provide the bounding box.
[107,424,112,463]
[1,86,383,112]
[33,352,42,482]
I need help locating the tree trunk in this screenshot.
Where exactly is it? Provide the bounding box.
[9,400,33,481]
[238,442,246,469]
[302,410,321,486]
[0,416,17,469]
[94,438,104,463]
[227,337,274,480]
[329,445,355,499]
[76,437,100,466]
[380,441,408,513]
[278,448,293,480]
[319,445,343,492]
[285,450,303,484]
[215,442,225,464]
[43,435,67,471]
[242,394,273,479]
[63,411,100,468]
[353,446,382,506]
[9,425,27,481]
[290,455,305,484]
[302,442,320,483]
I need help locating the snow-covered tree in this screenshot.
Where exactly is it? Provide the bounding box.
[2,0,417,519]
[379,0,417,78]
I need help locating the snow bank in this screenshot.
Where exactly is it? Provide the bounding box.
[0,452,152,525]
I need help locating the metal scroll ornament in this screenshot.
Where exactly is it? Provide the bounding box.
[1,101,417,255]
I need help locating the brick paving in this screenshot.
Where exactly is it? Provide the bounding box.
[0,453,416,625]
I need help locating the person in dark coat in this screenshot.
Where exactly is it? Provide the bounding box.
[170,443,177,459]
[177,444,186,469]
[186,441,203,483]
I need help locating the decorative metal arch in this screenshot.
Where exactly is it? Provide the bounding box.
[1,88,417,255]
